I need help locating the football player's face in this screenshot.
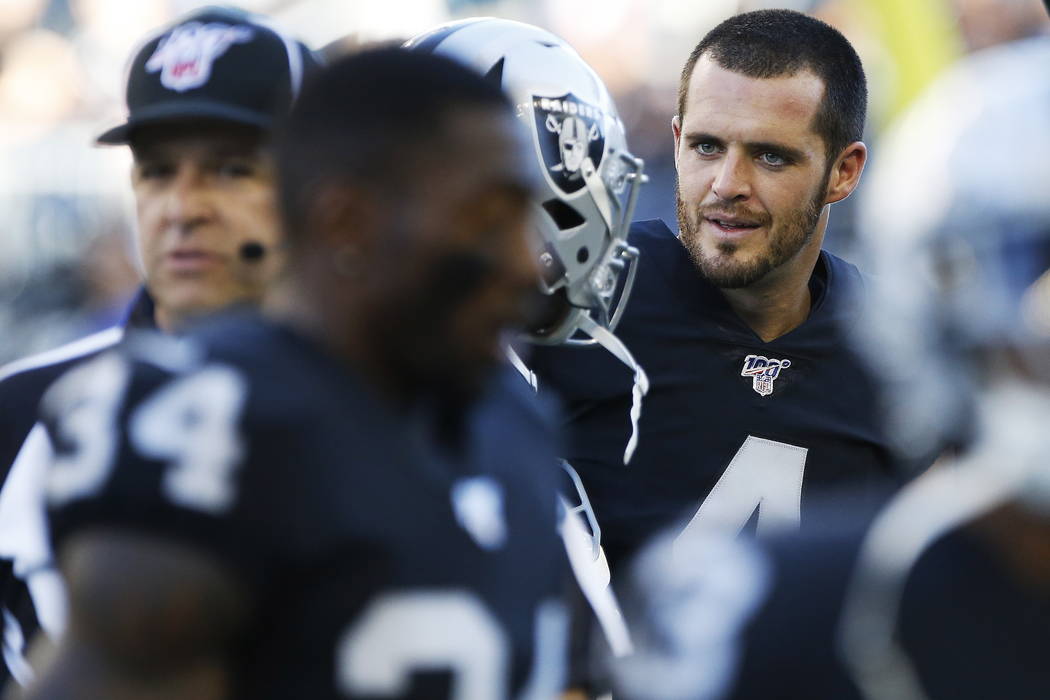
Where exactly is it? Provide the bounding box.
[131,123,283,330]
[381,108,538,395]
[672,56,835,290]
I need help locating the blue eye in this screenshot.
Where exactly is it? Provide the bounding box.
[694,142,718,156]
[760,152,786,166]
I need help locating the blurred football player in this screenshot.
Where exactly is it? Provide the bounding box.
[528,9,904,574]
[405,17,649,673]
[23,47,570,699]
[0,5,318,689]
[405,17,648,450]
[612,25,1050,700]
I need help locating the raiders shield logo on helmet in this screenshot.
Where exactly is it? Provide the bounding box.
[533,93,606,195]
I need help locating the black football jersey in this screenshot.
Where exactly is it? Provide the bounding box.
[612,489,1050,700]
[528,219,900,571]
[44,314,569,699]
[727,511,1050,700]
[0,288,156,690]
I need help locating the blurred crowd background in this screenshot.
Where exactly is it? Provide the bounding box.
[1,0,1047,364]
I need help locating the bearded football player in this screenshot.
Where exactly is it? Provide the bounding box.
[612,25,1050,700]
[528,9,906,574]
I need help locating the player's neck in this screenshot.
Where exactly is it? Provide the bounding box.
[720,232,823,343]
[154,295,263,334]
[266,274,414,409]
[154,305,177,333]
[153,304,202,334]
[721,281,811,342]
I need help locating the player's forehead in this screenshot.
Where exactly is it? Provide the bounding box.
[130,121,269,162]
[682,54,825,145]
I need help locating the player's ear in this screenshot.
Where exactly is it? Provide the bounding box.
[824,141,867,205]
[310,183,379,253]
[671,115,682,172]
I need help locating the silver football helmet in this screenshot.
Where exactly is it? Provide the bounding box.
[850,35,1050,469]
[840,35,1050,700]
[405,17,646,346]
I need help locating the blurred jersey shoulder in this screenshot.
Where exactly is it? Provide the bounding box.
[721,506,1050,700]
[0,327,123,481]
[41,310,570,698]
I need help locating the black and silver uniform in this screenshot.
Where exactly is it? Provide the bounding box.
[530,219,901,572]
[44,314,569,699]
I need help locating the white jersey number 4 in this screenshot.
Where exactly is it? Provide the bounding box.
[676,436,807,551]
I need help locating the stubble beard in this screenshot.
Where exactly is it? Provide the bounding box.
[677,173,829,290]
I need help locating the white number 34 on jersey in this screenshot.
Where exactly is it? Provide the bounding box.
[45,353,247,514]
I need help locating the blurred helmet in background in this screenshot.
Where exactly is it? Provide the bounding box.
[852,35,1050,486]
[405,18,646,345]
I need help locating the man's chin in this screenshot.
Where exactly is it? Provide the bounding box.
[416,358,498,448]
[404,347,499,403]
[444,355,500,401]
[701,260,773,289]
[682,238,765,289]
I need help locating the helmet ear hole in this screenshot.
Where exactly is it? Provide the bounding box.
[542,199,585,230]
[484,57,505,86]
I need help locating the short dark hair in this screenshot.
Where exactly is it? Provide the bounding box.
[678,9,867,164]
[276,47,511,245]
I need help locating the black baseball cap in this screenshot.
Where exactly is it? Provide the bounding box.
[97,6,321,145]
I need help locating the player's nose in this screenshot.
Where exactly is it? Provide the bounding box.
[162,165,214,232]
[710,150,752,201]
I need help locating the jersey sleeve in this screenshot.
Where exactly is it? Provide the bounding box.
[41,343,295,593]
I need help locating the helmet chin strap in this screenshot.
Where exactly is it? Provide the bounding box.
[505,345,538,391]
[576,314,649,464]
[504,344,636,657]
[505,317,649,465]
[509,149,650,463]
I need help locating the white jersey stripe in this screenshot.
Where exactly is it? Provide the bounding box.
[0,327,123,384]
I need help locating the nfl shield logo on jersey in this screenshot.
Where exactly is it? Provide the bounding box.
[146,21,253,92]
[740,355,792,396]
